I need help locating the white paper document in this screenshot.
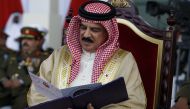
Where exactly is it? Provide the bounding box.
[29,72,102,101]
[29,72,63,100]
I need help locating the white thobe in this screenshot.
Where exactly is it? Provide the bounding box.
[70,50,95,87]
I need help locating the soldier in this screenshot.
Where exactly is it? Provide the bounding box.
[3,26,50,109]
[0,30,15,109]
[171,80,190,109]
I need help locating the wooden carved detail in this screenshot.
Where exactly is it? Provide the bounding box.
[159,10,176,109]
[111,0,131,8]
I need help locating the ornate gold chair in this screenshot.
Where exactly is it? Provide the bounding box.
[113,0,176,109]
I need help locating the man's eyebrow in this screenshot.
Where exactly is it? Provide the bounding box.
[90,27,102,31]
[80,23,104,31]
[80,23,85,27]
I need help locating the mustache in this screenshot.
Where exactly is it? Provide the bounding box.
[82,37,93,43]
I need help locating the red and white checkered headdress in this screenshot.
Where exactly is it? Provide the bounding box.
[66,0,119,84]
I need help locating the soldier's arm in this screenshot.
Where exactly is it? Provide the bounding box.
[0,57,9,82]
[0,56,13,88]
[176,81,190,102]
[16,71,31,87]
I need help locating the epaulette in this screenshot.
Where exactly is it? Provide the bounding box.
[10,57,17,61]
[43,51,50,56]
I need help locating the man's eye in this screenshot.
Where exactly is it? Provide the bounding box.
[91,28,101,32]
[80,25,86,30]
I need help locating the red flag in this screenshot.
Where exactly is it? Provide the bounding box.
[0,0,23,30]
[70,0,88,16]
[64,0,88,28]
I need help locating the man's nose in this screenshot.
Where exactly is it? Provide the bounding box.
[83,29,91,37]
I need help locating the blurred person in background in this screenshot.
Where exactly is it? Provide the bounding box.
[0,30,14,109]
[171,80,190,109]
[1,26,50,109]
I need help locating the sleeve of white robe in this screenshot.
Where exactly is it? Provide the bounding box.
[27,51,56,106]
[101,52,147,109]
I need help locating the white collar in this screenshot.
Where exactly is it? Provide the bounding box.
[82,49,95,60]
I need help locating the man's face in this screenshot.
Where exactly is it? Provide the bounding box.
[21,38,40,55]
[79,22,108,53]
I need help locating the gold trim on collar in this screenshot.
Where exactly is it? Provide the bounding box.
[56,46,72,89]
[98,49,127,84]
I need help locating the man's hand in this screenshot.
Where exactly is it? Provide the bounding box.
[2,80,12,88]
[10,79,22,88]
[87,103,94,109]
[171,97,189,109]
[67,103,94,109]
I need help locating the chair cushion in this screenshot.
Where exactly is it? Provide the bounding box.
[118,23,158,109]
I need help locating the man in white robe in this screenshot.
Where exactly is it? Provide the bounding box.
[27,1,147,109]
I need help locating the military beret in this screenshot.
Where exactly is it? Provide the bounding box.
[16,27,44,41]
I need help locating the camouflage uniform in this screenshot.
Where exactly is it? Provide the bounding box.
[2,26,51,109]
[0,30,16,108]
[5,51,49,109]
[0,47,15,107]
